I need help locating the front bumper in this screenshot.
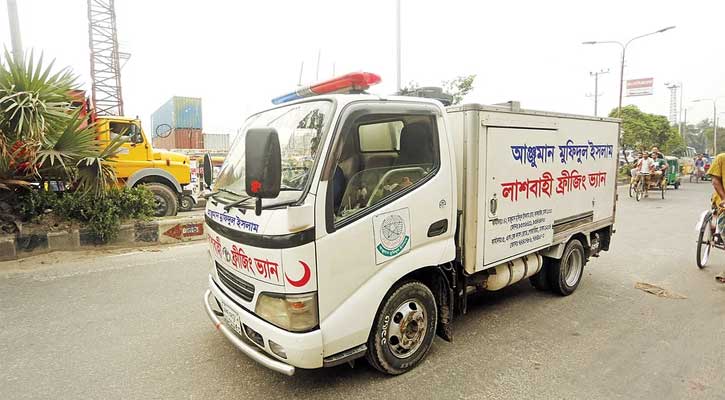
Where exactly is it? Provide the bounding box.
[204,277,323,375]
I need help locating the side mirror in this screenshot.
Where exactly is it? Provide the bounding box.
[203,153,213,189]
[245,128,281,215]
[155,124,172,138]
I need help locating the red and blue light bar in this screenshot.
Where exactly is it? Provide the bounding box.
[272,72,381,105]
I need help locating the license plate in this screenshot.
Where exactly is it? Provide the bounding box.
[221,301,243,336]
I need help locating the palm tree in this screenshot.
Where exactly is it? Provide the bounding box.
[0,50,120,194]
[0,51,123,232]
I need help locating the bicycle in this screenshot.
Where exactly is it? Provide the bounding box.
[696,210,719,268]
[633,172,650,202]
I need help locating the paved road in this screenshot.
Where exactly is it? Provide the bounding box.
[1,182,724,400]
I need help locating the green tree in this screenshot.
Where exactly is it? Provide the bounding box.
[609,105,684,155]
[443,75,476,105]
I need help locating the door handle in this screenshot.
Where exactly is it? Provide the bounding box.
[427,219,448,237]
[490,195,498,216]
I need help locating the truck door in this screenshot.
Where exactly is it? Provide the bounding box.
[314,102,455,335]
[482,127,557,266]
[109,121,150,177]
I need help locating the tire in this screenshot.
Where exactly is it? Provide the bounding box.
[675,181,680,189]
[696,212,713,269]
[144,183,178,217]
[366,281,437,375]
[628,183,634,198]
[529,259,551,291]
[635,183,642,202]
[179,194,195,212]
[547,239,586,296]
[661,181,665,199]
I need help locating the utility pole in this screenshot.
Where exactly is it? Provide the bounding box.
[315,50,321,81]
[587,69,609,116]
[6,0,23,61]
[693,97,723,155]
[395,0,401,93]
[297,61,304,86]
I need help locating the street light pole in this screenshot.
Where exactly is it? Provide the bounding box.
[582,26,676,119]
[395,0,402,93]
[6,0,23,61]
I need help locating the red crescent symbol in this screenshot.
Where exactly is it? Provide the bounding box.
[285,260,311,287]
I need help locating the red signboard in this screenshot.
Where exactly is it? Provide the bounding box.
[626,78,654,97]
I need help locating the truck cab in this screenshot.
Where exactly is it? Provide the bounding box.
[95,116,191,216]
[203,73,618,376]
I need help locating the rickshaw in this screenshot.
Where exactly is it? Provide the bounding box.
[628,155,668,201]
[664,156,681,189]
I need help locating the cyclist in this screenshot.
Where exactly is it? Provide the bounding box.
[707,153,725,283]
[651,151,668,187]
[694,154,705,181]
[635,151,654,197]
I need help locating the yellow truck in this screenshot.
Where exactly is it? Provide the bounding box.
[97,116,191,217]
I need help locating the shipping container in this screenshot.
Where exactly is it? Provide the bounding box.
[203,133,230,150]
[175,128,204,149]
[152,128,203,149]
[150,96,203,132]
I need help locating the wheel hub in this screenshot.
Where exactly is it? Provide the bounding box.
[386,299,427,359]
[153,194,167,215]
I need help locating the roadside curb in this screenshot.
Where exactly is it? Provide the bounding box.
[0,215,205,261]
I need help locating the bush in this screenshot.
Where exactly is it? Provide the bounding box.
[16,186,156,243]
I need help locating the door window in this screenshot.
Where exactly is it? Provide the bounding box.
[330,115,439,224]
[110,122,143,143]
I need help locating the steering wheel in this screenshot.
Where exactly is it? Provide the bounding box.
[366,166,426,207]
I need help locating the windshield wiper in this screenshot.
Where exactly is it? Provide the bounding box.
[213,188,243,198]
[279,186,302,191]
[223,195,254,212]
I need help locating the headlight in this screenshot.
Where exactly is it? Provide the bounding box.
[255,292,318,332]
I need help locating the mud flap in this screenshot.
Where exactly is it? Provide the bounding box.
[433,263,466,342]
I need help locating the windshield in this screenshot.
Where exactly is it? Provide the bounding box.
[214,100,333,206]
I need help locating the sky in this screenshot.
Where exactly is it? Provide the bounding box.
[2,0,724,137]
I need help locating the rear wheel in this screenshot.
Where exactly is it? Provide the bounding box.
[697,212,713,269]
[144,183,178,217]
[547,239,586,296]
[366,281,437,375]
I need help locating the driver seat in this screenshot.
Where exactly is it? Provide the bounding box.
[395,122,434,166]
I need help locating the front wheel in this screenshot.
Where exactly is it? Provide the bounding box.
[635,180,643,202]
[179,194,195,212]
[366,281,437,375]
[547,239,586,296]
[144,183,179,217]
[697,212,713,269]
[661,180,665,199]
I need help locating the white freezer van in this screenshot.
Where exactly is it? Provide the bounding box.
[202,73,619,376]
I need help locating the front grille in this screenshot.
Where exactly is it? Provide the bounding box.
[216,262,255,302]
